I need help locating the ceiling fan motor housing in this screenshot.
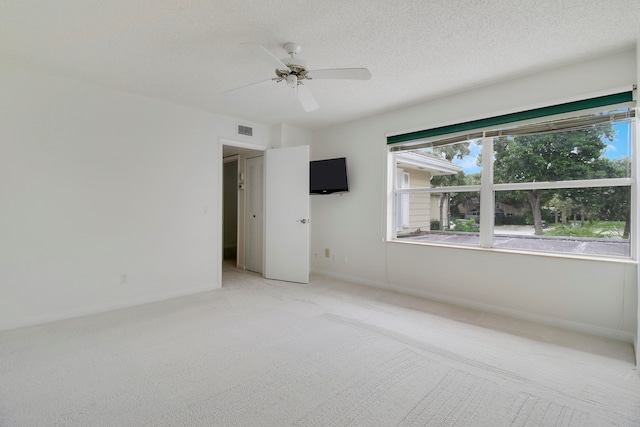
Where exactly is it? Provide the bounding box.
[276,56,309,81]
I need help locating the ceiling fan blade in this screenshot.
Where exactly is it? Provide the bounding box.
[307,68,371,80]
[241,43,289,72]
[296,84,319,112]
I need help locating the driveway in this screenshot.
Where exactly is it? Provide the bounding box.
[494,225,535,235]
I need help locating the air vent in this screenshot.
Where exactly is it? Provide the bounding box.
[237,124,253,137]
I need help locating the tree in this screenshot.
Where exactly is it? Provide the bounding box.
[599,185,631,238]
[495,190,528,223]
[430,143,471,230]
[561,158,631,237]
[547,193,575,225]
[492,124,615,235]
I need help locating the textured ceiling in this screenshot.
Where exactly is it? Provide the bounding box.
[2,0,639,130]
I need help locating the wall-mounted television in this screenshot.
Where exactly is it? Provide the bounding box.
[310,157,349,194]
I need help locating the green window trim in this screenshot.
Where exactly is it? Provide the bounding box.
[387,91,634,145]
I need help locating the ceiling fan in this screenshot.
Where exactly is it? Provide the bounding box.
[225,42,371,112]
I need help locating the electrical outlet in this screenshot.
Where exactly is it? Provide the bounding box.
[121,274,127,285]
[325,248,330,258]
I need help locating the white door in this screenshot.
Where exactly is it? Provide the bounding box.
[264,145,310,283]
[245,155,264,274]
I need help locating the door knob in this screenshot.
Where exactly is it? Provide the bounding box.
[297,219,309,224]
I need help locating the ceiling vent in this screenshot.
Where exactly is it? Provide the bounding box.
[237,124,253,137]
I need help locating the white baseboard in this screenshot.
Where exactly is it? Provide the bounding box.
[635,330,639,368]
[312,269,635,344]
[310,269,393,291]
[0,283,221,332]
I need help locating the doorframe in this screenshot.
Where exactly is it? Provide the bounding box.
[218,138,267,287]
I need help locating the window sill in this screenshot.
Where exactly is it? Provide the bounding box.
[387,238,637,265]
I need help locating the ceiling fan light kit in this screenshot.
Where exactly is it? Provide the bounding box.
[226,42,371,112]
[286,74,297,89]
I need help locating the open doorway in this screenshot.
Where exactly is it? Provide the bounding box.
[221,140,266,283]
[219,140,311,286]
[222,156,239,264]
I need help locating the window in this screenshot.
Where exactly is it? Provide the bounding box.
[388,95,636,259]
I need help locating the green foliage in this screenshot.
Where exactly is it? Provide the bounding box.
[543,221,626,239]
[495,214,529,226]
[498,215,529,225]
[447,219,479,232]
[431,143,471,161]
[465,173,481,185]
[430,220,440,230]
[493,124,614,184]
[544,224,595,238]
[492,123,619,235]
[430,171,467,187]
[496,190,527,210]
[430,143,473,188]
[411,123,631,238]
[594,221,627,238]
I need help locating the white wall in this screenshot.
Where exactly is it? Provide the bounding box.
[311,48,639,342]
[0,62,271,330]
[272,123,313,147]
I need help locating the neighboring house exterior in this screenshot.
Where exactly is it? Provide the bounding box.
[395,151,463,233]
[496,202,521,217]
[462,203,522,219]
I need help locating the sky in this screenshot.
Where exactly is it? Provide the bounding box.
[450,141,482,174]
[449,121,632,175]
[603,122,631,160]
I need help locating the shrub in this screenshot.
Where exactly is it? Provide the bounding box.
[447,219,479,232]
[543,221,624,239]
[500,215,528,225]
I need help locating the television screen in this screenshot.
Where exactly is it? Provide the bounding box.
[310,157,349,194]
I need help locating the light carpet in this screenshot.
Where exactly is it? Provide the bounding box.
[1,265,639,426]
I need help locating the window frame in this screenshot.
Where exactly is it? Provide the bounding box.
[387,102,637,260]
